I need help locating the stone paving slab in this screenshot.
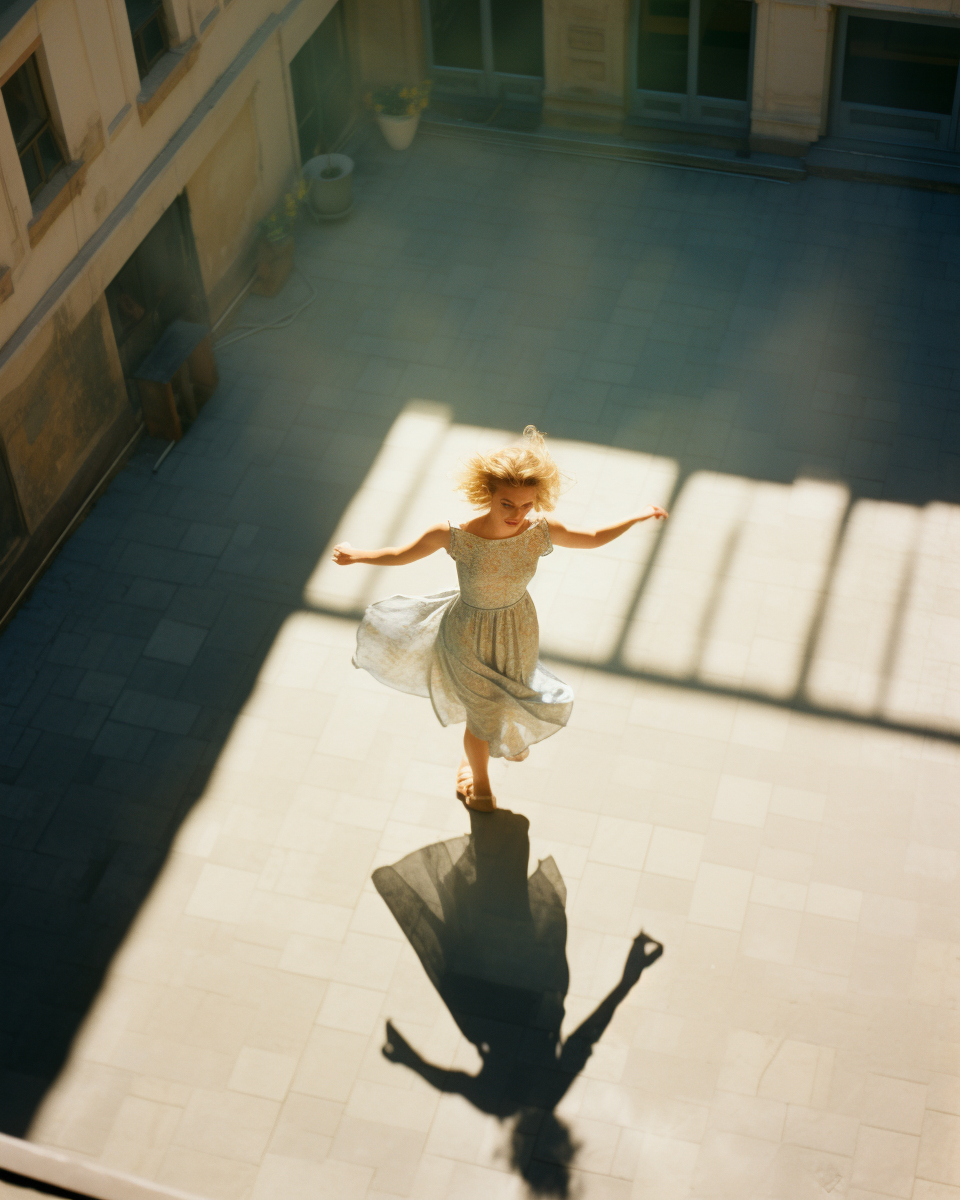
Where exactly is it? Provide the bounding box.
[1,130,960,1200]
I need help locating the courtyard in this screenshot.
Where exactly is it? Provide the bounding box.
[1,128,959,1200]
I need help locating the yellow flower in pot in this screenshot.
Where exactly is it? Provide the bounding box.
[367,80,432,150]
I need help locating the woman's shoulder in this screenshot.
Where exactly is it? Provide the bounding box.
[459,515,485,535]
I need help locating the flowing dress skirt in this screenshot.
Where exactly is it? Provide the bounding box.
[353,589,573,759]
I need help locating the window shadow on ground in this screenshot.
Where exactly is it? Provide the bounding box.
[373,808,663,1196]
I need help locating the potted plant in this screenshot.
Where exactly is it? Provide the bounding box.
[366,81,431,150]
[254,178,308,296]
[303,152,354,220]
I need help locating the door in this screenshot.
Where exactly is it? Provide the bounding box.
[290,1,353,163]
[632,0,754,131]
[422,0,543,105]
[830,11,960,150]
[0,445,22,567]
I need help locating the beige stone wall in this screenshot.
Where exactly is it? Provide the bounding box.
[542,0,630,127]
[186,97,263,302]
[750,0,834,153]
[0,296,129,532]
[0,0,335,351]
[353,0,424,86]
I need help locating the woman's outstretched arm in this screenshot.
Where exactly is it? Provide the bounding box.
[332,521,451,566]
[546,505,667,550]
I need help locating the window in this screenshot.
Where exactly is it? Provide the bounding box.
[290,2,354,162]
[632,0,754,130]
[422,0,544,105]
[126,0,169,80]
[831,10,960,150]
[1,56,65,200]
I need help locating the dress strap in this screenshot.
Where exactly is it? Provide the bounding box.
[447,519,461,560]
[538,516,554,557]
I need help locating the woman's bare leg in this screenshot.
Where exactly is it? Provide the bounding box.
[458,728,495,811]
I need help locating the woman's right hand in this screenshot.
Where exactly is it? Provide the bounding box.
[332,543,358,565]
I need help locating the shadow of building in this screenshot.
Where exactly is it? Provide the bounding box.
[373,808,664,1196]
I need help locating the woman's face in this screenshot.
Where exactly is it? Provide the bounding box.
[489,484,538,533]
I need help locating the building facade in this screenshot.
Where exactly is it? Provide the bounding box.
[390,0,960,159]
[0,0,387,624]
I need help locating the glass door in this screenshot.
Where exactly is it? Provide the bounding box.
[830,11,960,150]
[290,2,353,162]
[422,0,543,105]
[632,0,754,130]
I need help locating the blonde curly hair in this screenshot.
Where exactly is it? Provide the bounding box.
[456,426,563,511]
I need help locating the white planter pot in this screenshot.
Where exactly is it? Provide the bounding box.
[303,153,354,219]
[377,112,420,150]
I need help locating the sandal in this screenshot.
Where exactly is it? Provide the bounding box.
[455,760,496,812]
[456,787,496,813]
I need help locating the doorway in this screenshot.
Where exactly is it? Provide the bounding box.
[830,10,960,150]
[0,446,23,568]
[630,0,755,132]
[105,195,206,394]
[422,0,543,108]
[290,1,353,163]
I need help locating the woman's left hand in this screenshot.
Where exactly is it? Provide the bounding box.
[642,505,669,521]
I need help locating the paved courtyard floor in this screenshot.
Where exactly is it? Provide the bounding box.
[2,130,960,1200]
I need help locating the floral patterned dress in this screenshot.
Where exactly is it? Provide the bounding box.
[353,517,574,758]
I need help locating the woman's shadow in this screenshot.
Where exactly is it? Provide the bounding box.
[372,808,664,1197]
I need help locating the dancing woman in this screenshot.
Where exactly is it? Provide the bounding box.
[334,426,667,810]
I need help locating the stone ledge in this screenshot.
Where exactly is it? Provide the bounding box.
[137,38,200,126]
[27,160,87,249]
[0,1133,204,1200]
[805,144,960,193]
[421,113,807,183]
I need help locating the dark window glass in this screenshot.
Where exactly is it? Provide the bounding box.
[2,61,46,147]
[697,0,751,99]
[37,127,62,177]
[637,0,689,94]
[490,0,544,77]
[842,17,960,115]
[1,57,65,199]
[125,0,168,80]
[19,145,43,196]
[431,0,484,70]
[290,2,353,161]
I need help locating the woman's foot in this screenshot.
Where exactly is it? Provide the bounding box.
[456,758,496,812]
[504,748,529,762]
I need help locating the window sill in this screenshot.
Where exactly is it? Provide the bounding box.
[137,38,199,126]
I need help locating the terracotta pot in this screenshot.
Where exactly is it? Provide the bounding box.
[377,112,420,150]
[254,235,294,296]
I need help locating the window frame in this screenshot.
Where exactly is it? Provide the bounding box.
[628,0,757,133]
[829,8,960,152]
[0,53,66,202]
[419,0,544,106]
[127,1,170,81]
